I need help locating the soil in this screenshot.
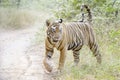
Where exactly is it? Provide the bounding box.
[0,25,57,80]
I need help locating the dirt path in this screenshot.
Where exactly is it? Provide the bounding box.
[0,24,55,80]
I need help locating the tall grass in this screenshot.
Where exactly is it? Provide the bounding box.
[0,8,39,29]
[0,0,57,29]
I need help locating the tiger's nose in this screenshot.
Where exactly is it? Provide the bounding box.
[54,37,59,40]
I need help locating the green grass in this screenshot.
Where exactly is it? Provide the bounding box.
[56,44,120,80]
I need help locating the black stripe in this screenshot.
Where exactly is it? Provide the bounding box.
[73,45,83,51]
[72,42,80,50]
[57,40,63,49]
[89,41,92,49]
[73,53,78,57]
[47,37,53,45]
[74,46,82,51]
[73,52,79,56]
[68,43,75,50]
[46,48,53,52]
[93,45,98,56]
[68,44,71,50]
[74,48,81,52]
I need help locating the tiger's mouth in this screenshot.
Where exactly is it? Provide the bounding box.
[53,39,59,42]
[52,36,61,43]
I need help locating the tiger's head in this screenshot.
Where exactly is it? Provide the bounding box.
[46,19,63,43]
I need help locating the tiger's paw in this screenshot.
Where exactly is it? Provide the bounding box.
[43,58,55,73]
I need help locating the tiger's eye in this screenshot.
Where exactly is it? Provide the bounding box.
[51,28,56,32]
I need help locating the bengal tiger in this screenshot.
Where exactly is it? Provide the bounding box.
[43,5,101,72]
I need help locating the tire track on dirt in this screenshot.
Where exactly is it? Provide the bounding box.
[0,24,59,80]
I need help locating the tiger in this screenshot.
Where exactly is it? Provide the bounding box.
[43,4,101,72]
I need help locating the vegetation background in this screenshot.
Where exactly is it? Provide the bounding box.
[0,0,120,80]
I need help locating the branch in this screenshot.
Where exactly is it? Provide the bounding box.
[112,0,117,7]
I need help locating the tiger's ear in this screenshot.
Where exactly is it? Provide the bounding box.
[46,19,51,27]
[58,19,63,23]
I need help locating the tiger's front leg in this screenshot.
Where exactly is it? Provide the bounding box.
[45,49,54,59]
[58,48,67,71]
[43,48,54,72]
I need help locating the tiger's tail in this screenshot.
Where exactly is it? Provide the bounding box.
[80,4,92,22]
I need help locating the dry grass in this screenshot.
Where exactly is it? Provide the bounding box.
[0,8,40,29]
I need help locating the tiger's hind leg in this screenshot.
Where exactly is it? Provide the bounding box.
[89,42,101,64]
[72,45,83,66]
[72,50,80,66]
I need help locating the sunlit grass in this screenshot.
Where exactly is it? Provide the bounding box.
[57,48,120,80]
